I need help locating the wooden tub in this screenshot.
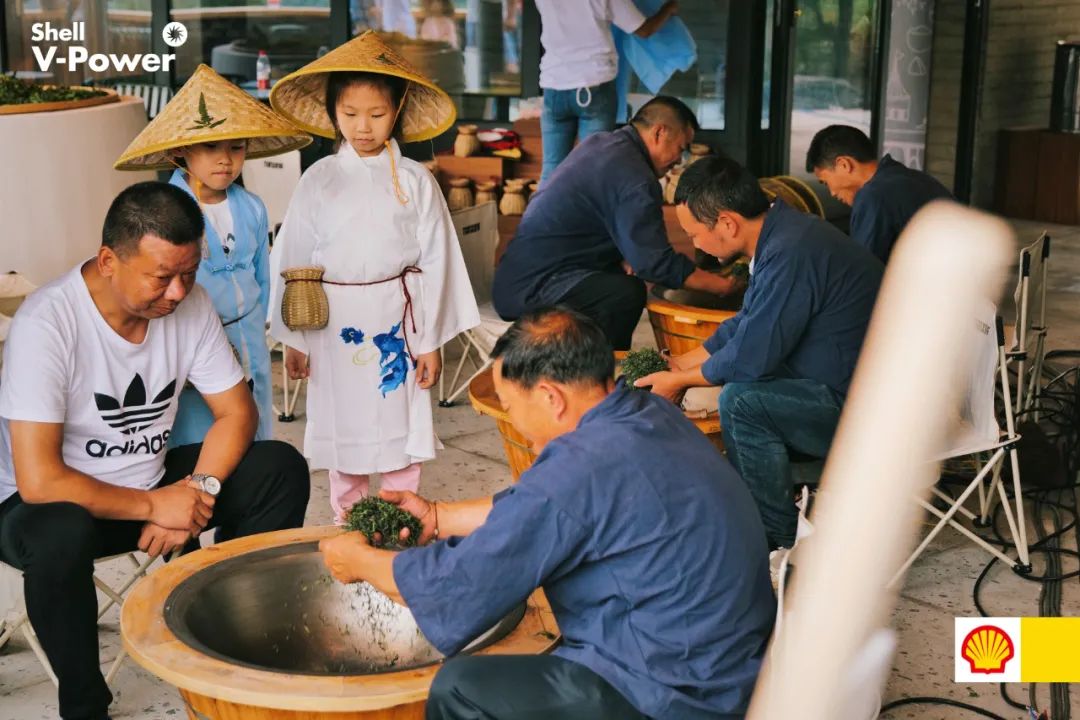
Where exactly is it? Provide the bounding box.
[468,365,723,481]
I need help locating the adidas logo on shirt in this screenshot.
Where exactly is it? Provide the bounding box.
[86,374,176,458]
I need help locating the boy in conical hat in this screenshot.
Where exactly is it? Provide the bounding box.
[269,31,479,520]
[116,65,311,447]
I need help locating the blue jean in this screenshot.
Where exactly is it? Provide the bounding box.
[540,80,618,182]
[719,379,843,549]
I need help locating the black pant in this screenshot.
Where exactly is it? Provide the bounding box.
[426,655,650,720]
[555,273,647,351]
[0,440,310,720]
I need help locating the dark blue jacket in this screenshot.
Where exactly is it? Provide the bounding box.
[850,154,952,263]
[702,201,883,397]
[492,126,695,317]
[395,386,775,719]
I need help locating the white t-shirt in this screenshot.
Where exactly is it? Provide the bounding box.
[0,263,244,503]
[536,0,646,90]
[202,198,236,258]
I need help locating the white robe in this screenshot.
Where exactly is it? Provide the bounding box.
[269,140,480,473]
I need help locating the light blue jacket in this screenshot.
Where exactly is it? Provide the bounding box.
[168,169,274,446]
[612,0,697,123]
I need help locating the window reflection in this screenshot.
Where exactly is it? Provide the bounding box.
[349,0,522,103]
[174,0,331,86]
[788,0,877,175]
[623,0,729,131]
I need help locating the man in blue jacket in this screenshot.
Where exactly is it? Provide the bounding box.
[806,125,952,263]
[636,157,884,549]
[493,96,738,350]
[320,308,775,720]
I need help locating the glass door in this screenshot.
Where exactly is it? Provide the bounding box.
[763,0,885,177]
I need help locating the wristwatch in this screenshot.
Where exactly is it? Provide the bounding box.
[191,473,222,497]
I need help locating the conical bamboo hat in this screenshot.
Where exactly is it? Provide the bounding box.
[269,31,456,143]
[114,64,312,170]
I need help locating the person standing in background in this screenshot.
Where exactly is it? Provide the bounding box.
[535,0,680,182]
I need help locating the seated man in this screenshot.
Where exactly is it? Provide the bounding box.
[493,96,737,350]
[806,124,952,264]
[320,308,775,720]
[636,157,884,550]
[0,182,310,720]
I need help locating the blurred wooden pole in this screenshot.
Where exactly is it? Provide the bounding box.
[748,201,1013,719]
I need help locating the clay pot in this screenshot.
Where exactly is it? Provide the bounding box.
[475,180,498,206]
[499,184,527,215]
[447,177,474,211]
[453,124,481,158]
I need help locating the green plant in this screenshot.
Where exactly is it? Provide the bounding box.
[0,75,107,106]
[344,497,423,548]
[620,348,668,389]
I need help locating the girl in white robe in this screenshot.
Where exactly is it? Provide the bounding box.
[269,33,479,521]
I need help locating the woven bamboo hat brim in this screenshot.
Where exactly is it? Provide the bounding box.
[114,64,312,171]
[269,31,457,143]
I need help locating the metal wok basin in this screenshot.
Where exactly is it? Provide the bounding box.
[164,541,525,676]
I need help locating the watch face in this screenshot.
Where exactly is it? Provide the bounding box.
[201,476,222,496]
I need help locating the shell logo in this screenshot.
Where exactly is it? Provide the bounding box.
[961,625,1015,674]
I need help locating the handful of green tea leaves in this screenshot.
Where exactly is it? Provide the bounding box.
[344,497,423,548]
[620,348,668,389]
[729,259,751,282]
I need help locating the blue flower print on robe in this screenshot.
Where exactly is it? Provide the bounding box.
[340,327,365,345]
[373,323,411,397]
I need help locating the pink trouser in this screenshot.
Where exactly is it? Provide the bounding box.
[329,463,422,524]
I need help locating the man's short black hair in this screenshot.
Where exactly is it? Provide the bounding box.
[102,182,204,257]
[805,124,877,172]
[631,95,701,133]
[491,307,614,390]
[674,156,770,227]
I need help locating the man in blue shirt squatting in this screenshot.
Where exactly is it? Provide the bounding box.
[633,157,884,551]
[493,96,739,351]
[319,307,776,720]
[806,125,952,264]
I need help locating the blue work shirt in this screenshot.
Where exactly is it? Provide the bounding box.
[702,201,883,397]
[850,154,952,263]
[394,386,775,720]
[492,126,696,318]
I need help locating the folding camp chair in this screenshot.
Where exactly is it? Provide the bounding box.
[263,198,306,423]
[0,272,37,373]
[1007,232,1050,417]
[769,487,893,720]
[0,552,161,686]
[888,304,1031,587]
[438,202,512,406]
[242,150,302,242]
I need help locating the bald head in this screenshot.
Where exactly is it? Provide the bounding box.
[491,307,614,390]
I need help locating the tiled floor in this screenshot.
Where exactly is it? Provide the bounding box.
[1,218,1078,719]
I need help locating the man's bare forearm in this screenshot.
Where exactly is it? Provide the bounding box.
[683,268,740,295]
[18,465,153,520]
[193,412,256,481]
[434,497,494,538]
[358,546,404,604]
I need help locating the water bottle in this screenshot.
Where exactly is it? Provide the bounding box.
[256,50,271,91]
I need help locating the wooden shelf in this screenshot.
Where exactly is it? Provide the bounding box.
[996,128,1080,224]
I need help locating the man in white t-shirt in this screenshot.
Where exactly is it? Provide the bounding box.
[535,0,679,181]
[0,182,310,720]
